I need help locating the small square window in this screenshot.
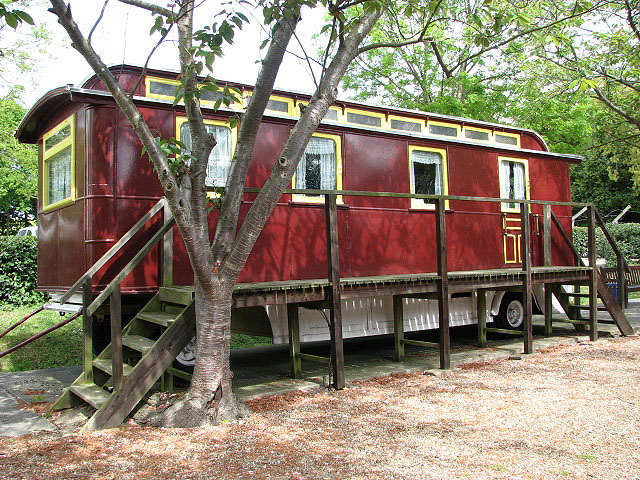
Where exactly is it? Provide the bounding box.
[409,147,448,210]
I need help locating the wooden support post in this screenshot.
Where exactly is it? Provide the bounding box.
[587,205,598,341]
[82,278,93,384]
[436,198,450,369]
[543,204,552,267]
[543,205,554,336]
[393,295,404,361]
[617,254,625,309]
[162,201,174,287]
[544,286,553,336]
[110,285,123,390]
[325,194,344,390]
[520,203,533,354]
[477,289,487,348]
[287,303,302,379]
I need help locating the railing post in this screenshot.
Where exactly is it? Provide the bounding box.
[436,198,450,369]
[521,202,533,354]
[543,204,553,336]
[162,200,174,287]
[110,284,123,390]
[325,193,344,389]
[587,205,598,341]
[82,278,93,384]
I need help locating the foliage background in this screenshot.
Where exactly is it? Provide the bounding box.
[0,235,44,305]
[573,223,640,265]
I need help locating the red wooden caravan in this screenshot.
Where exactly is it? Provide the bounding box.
[16,65,633,429]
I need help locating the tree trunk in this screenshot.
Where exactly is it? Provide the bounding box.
[153,274,248,428]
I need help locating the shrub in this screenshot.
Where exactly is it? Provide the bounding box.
[0,236,45,305]
[572,223,640,265]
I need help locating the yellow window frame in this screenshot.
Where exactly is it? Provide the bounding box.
[176,116,237,195]
[146,76,239,109]
[463,125,492,143]
[427,120,461,138]
[498,156,530,213]
[295,102,342,122]
[343,108,386,129]
[388,115,424,133]
[42,115,76,212]
[291,132,343,204]
[408,145,449,210]
[242,91,295,116]
[494,131,521,148]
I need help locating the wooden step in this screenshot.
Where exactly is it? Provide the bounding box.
[158,287,194,306]
[69,384,110,409]
[93,358,134,377]
[122,335,156,354]
[137,311,177,327]
[572,304,609,312]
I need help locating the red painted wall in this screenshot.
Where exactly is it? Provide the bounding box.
[37,99,576,293]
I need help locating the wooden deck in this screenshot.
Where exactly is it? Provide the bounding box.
[231,266,592,307]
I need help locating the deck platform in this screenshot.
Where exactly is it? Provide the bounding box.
[232,266,592,307]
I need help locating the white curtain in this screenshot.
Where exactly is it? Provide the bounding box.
[501,160,525,209]
[48,147,72,204]
[295,137,336,190]
[411,150,442,194]
[180,123,232,187]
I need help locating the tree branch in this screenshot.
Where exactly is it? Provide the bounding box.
[88,0,109,45]
[358,0,443,54]
[593,87,640,131]
[211,15,298,262]
[47,0,201,272]
[430,40,452,78]
[116,0,173,17]
[223,3,386,277]
[625,0,640,43]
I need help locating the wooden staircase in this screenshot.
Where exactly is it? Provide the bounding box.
[52,286,195,431]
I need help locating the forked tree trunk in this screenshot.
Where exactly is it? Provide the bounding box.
[153,274,248,427]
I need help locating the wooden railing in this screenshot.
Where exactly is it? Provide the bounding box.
[58,198,171,305]
[70,198,175,386]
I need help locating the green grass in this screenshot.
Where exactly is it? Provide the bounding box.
[231,333,272,349]
[0,305,272,373]
[0,305,82,373]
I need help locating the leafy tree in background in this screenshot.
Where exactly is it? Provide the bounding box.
[0,1,52,98]
[0,96,37,234]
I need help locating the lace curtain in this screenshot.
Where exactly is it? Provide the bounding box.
[180,123,232,187]
[48,147,72,204]
[411,150,442,194]
[295,137,337,190]
[501,160,525,209]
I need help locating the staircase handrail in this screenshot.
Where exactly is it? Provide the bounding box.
[593,207,631,274]
[87,213,175,316]
[58,198,167,305]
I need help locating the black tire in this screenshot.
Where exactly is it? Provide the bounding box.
[171,336,196,387]
[495,293,525,330]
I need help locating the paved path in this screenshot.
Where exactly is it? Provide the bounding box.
[1,301,638,437]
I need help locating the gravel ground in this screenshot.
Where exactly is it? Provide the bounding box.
[1,336,639,480]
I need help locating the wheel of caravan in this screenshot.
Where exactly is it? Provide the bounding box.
[496,293,525,330]
[173,336,196,376]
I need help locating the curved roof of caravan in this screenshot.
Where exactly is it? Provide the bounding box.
[16,65,581,163]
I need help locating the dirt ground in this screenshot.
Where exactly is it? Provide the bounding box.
[1,337,639,480]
